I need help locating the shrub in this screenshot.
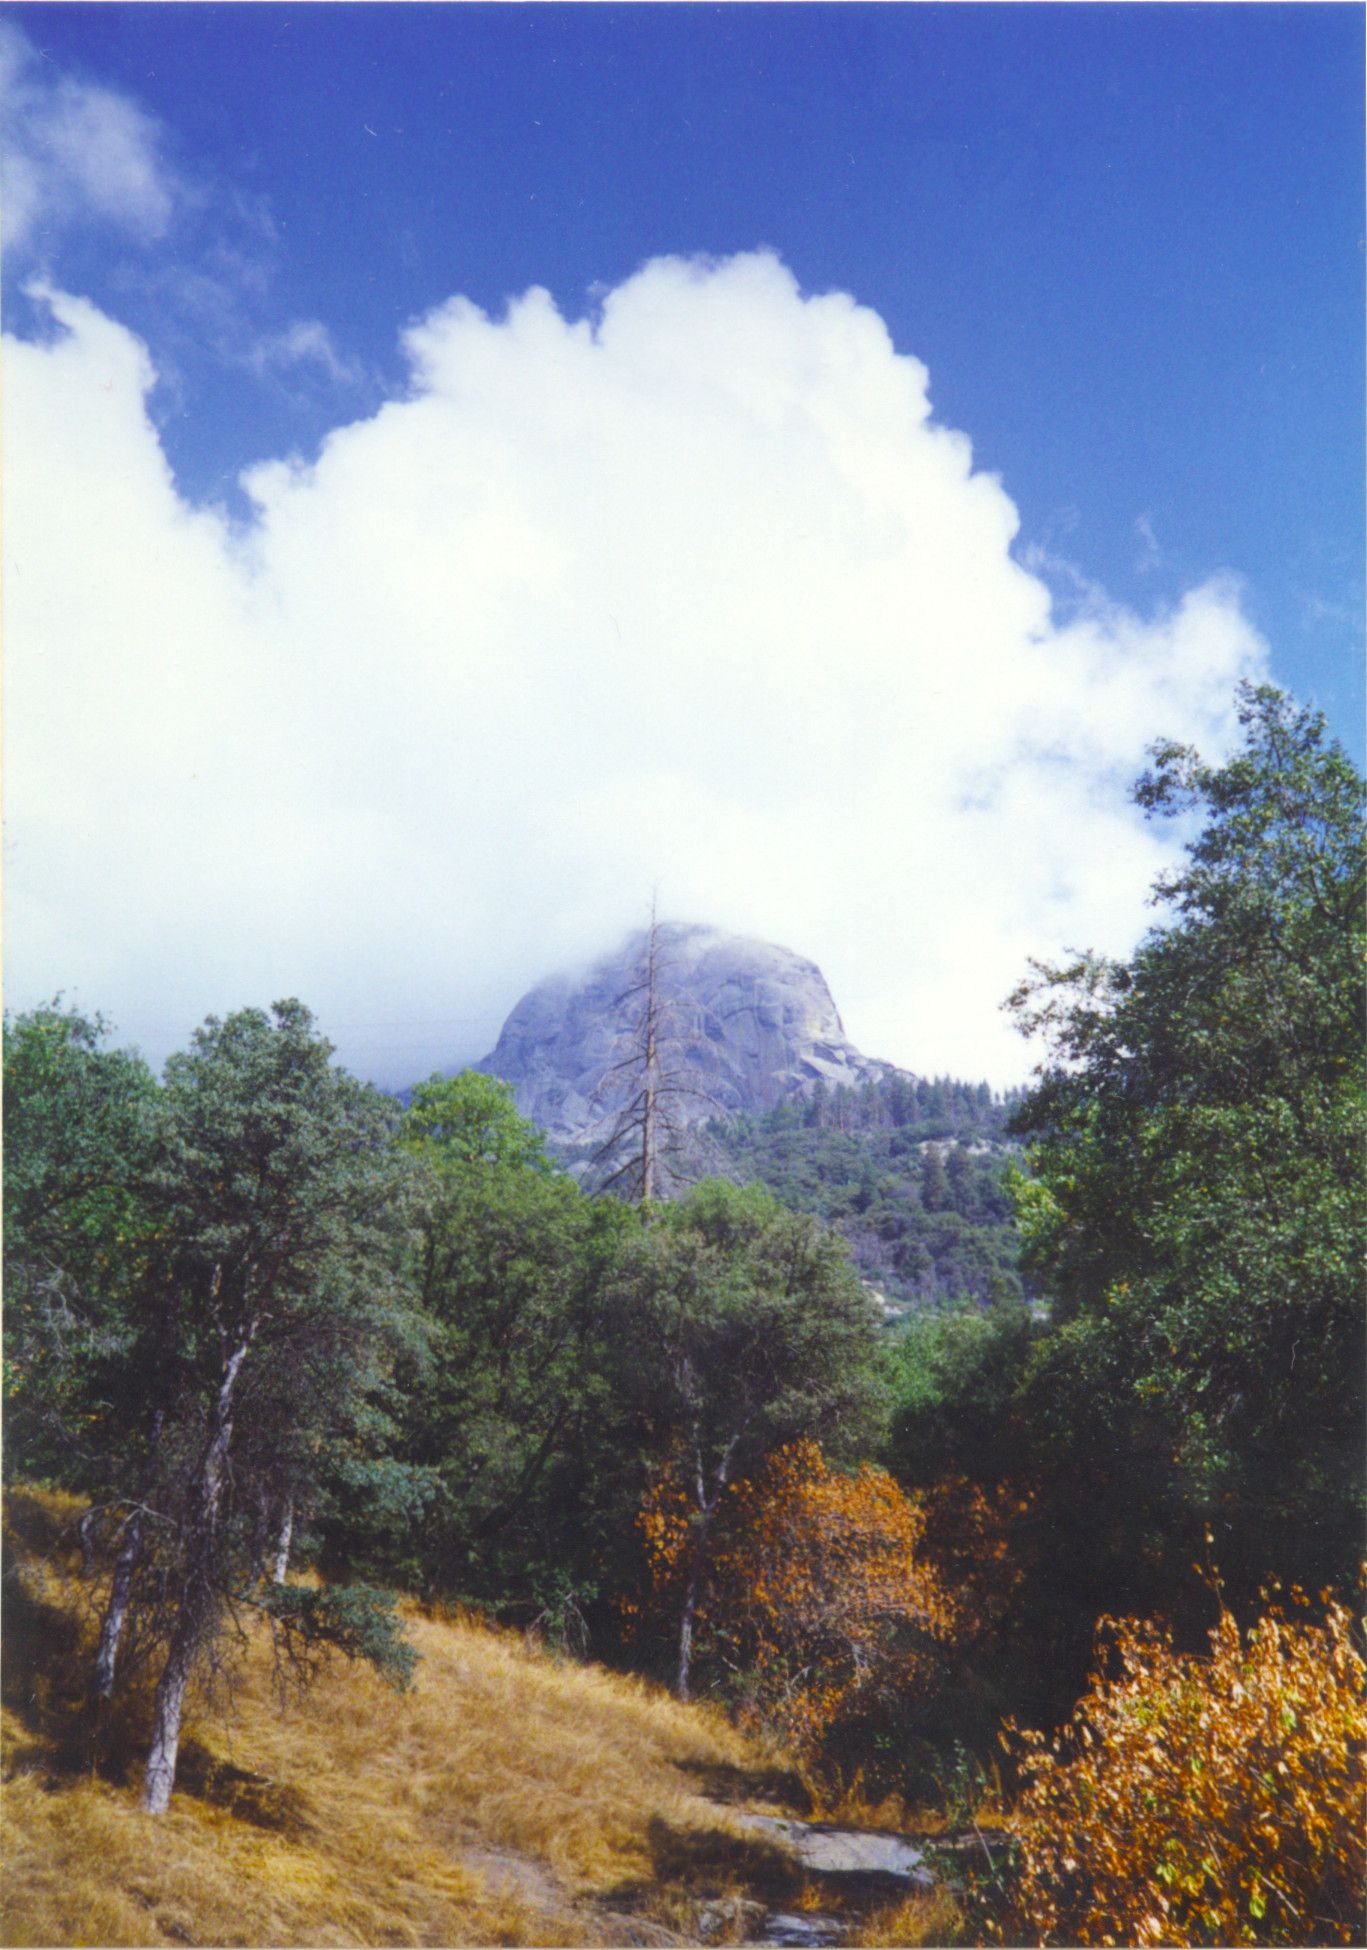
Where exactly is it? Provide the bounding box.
[1002,1584,1366,1945]
[637,1440,952,1757]
[918,1474,1031,1640]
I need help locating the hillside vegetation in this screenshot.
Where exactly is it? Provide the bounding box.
[3,1488,814,1949]
[698,1079,1023,1313]
[560,1074,1026,1313]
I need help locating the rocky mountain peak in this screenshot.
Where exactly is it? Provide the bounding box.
[478,922,897,1143]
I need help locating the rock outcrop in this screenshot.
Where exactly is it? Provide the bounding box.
[478,923,896,1144]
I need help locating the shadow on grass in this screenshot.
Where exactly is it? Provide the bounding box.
[674,1755,810,1813]
[600,1811,805,1928]
[173,1737,316,1834]
[3,1496,312,1835]
[0,1523,142,1785]
[1,1487,88,1560]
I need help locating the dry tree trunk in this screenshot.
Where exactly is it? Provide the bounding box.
[271,1497,294,1584]
[90,1410,165,1706]
[143,1323,255,1815]
[594,902,715,1203]
[642,999,659,1204]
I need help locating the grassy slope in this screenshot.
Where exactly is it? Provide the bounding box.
[2,1490,810,1949]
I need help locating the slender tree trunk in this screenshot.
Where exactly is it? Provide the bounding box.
[91,1512,145,1704]
[271,1498,294,1584]
[641,946,659,1201]
[90,1410,165,1706]
[142,1324,255,1815]
[642,1077,657,1203]
[676,1507,712,1703]
[78,1509,98,1578]
[141,1612,197,1815]
[675,1437,739,1701]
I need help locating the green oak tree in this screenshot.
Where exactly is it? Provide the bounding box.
[607,1179,885,1697]
[3,1002,160,1489]
[350,1071,633,1620]
[1007,683,1365,1608]
[127,1001,417,1813]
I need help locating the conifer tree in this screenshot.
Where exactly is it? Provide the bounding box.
[922,1143,949,1212]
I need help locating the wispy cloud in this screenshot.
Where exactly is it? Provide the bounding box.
[1017,539,1114,622]
[0,22,181,254]
[1,30,362,415]
[1134,512,1162,573]
[248,319,365,389]
[1298,590,1361,633]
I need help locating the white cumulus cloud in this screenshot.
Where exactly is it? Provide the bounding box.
[3,253,1266,1085]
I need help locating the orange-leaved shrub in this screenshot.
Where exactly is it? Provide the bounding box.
[918,1474,1033,1642]
[637,1440,954,1756]
[1001,1585,1366,1947]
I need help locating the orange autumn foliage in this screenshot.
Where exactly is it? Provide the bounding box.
[1002,1586,1367,1947]
[637,1441,954,1754]
[918,1475,1032,1640]
[636,1469,695,1593]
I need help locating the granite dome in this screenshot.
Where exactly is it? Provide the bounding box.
[478,923,898,1143]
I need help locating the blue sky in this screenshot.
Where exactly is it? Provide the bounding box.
[3,5,1362,1083]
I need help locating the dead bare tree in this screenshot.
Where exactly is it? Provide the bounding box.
[593,909,717,1202]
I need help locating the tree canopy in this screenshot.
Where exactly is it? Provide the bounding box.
[3,1002,160,1485]
[1006,683,1365,1603]
[609,1179,886,1693]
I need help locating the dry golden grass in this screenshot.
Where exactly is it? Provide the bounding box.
[797,1770,914,1836]
[843,1888,967,1948]
[1,1489,803,1948]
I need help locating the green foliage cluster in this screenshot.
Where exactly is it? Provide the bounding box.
[3,1005,160,1483]
[885,684,1366,1736]
[1006,686,1364,1604]
[885,1299,1033,1489]
[3,1021,886,1800]
[336,1069,636,1610]
[260,1581,418,1692]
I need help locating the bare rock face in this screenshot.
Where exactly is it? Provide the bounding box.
[478,923,893,1143]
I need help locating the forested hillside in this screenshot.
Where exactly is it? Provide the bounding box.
[558,1071,1029,1315]
[5,686,1364,1947]
[697,1077,1026,1313]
